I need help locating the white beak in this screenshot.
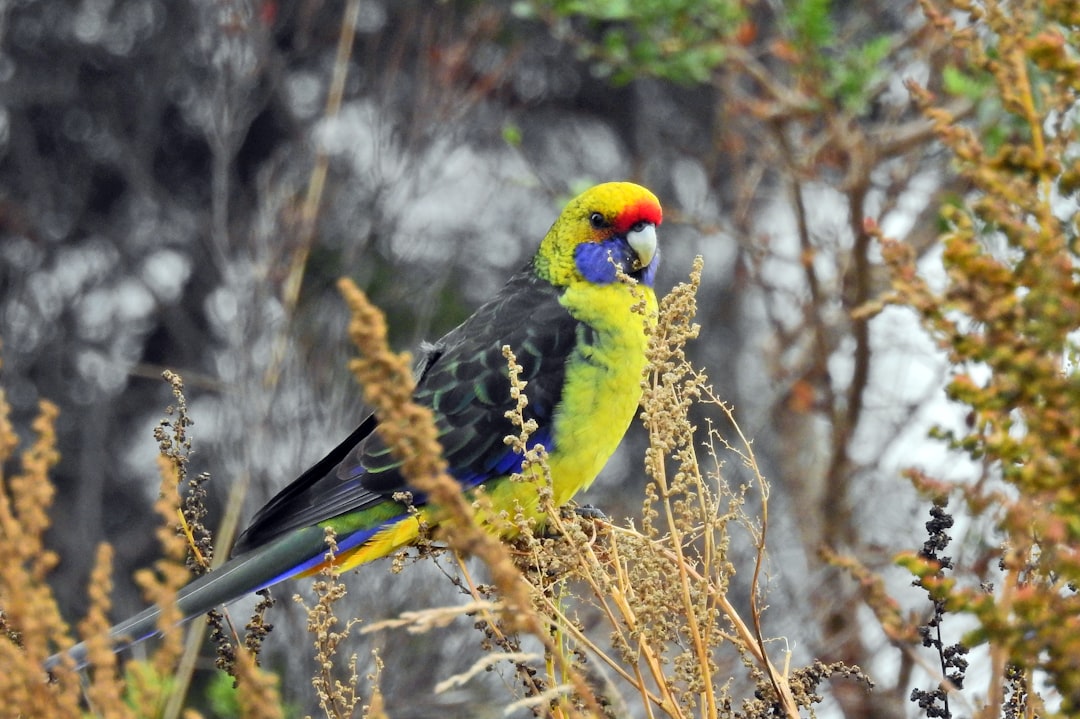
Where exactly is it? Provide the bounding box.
[627,223,657,269]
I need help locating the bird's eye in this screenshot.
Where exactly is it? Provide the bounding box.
[589,212,609,230]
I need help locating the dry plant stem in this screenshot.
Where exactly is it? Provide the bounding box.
[0,395,85,717]
[636,532,773,674]
[337,278,605,718]
[449,554,593,717]
[163,477,254,719]
[448,553,557,702]
[161,634,202,719]
[602,521,795,710]
[0,400,63,623]
[147,370,285,719]
[534,512,673,715]
[642,278,798,717]
[361,599,502,636]
[271,0,361,377]
[77,543,131,719]
[716,399,786,706]
[362,650,388,719]
[304,531,362,719]
[490,510,684,716]
[651,438,717,716]
[130,460,186,672]
[435,651,544,693]
[981,559,1022,719]
[451,517,606,718]
[233,648,284,719]
[547,508,678,708]
[155,371,208,719]
[164,471,256,715]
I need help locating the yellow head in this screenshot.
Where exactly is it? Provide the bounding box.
[535,182,663,288]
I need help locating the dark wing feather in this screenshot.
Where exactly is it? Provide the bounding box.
[232,263,576,555]
[232,414,379,553]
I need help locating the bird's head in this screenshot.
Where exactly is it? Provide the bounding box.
[535,182,663,288]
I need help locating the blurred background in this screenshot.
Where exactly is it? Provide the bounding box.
[0,1,976,716]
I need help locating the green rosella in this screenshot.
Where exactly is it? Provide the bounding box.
[54,181,662,668]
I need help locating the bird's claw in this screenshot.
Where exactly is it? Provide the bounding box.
[571,504,609,522]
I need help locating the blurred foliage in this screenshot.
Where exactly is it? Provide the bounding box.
[880,0,1080,715]
[520,0,741,84]
[525,0,896,114]
[781,0,899,113]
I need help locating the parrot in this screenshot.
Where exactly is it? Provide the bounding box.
[51,181,662,669]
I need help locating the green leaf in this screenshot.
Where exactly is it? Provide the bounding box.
[943,64,993,100]
[501,122,523,147]
[207,670,243,718]
[829,35,893,113]
[529,0,742,86]
[787,0,835,51]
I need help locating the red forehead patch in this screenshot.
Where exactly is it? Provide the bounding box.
[612,195,663,234]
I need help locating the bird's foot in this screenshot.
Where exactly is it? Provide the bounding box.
[539,504,609,539]
[569,504,608,522]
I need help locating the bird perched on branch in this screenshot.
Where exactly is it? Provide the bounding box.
[52,181,662,669]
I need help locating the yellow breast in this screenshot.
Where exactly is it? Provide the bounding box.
[546,279,657,506]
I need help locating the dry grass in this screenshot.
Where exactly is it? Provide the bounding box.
[0,372,84,719]
[0,355,284,719]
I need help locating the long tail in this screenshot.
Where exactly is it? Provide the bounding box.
[47,524,332,671]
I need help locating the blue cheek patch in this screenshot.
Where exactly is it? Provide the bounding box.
[574,239,657,286]
[574,239,634,284]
